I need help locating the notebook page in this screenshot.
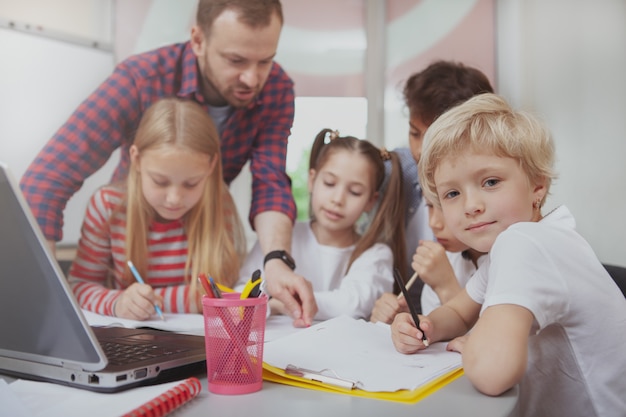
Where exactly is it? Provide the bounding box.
[82,309,205,335]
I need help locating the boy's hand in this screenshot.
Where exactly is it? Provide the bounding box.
[391,312,431,354]
[446,335,469,353]
[370,292,408,324]
[114,283,163,321]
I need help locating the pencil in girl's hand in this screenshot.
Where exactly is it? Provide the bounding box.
[127,260,166,321]
[397,271,419,300]
[393,268,429,346]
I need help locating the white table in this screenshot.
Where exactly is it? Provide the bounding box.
[174,372,518,417]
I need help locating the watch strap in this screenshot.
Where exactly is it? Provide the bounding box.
[263,250,296,270]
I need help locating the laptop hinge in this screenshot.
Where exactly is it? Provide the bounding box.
[62,361,84,371]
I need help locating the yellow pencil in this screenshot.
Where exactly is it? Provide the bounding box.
[396,271,419,300]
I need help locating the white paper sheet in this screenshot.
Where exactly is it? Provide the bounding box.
[0,379,31,417]
[82,309,311,341]
[5,378,201,417]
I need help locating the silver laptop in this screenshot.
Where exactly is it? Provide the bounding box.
[0,162,206,392]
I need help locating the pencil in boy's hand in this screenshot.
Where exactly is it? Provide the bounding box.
[127,260,166,321]
[396,271,419,300]
[392,268,429,346]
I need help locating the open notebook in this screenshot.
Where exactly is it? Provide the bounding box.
[0,162,206,392]
[262,315,464,403]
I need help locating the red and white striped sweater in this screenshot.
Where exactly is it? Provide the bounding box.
[68,185,198,315]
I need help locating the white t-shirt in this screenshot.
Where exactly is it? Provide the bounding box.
[420,251,485,315]
[465,206,626,417]
[238,221,394,321]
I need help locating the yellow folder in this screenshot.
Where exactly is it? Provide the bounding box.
[261,315,464,404]
[262,362,464,404]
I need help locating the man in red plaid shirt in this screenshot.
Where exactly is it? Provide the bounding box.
[20,0,317,326]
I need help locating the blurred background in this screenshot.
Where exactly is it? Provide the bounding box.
[1,0,624,266]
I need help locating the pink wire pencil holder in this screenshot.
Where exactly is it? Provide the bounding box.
[202,293,267,395]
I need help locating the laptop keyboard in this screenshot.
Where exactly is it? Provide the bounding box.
[101,340,190,366]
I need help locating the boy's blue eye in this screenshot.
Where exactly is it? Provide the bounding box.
[484,178,499,187]
[444,190,459,199]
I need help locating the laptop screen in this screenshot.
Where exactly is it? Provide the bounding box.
[0,165,105,370]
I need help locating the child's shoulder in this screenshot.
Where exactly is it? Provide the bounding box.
[499,206,575,244]
[95,183,124,198]
[293,220,313,240]
[90,184,125,210]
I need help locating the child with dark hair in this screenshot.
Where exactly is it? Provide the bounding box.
[239,128,406,320]
[370,60,493,322]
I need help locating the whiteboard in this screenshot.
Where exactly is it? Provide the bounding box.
[0,27,119,245]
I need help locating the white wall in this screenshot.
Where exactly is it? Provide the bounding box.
[0,28,117,244]
[1,0,624,266]
[496,0,626,266]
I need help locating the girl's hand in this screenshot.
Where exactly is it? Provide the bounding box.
[114,283,163,321]
[391,312,431,354]
[370,292,408,324]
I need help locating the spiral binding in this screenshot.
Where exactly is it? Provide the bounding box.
[122,377,202,417]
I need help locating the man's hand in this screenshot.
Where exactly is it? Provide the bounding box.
[253,211,317,327]
[264,259,317,327]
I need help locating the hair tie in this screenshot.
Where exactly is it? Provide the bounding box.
[380,147,391,161]
[324,130,340,144]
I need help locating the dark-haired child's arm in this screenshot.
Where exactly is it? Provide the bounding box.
[370,293,408,324]
[461,304,533,396]
[414,240,462,312]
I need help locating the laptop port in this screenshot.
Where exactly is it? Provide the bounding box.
[88,374,99,384]
[116,374,128,382]
[134,368,148,379]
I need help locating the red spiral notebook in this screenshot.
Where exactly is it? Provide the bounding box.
[123,377,202,417]
[4,376,203,417]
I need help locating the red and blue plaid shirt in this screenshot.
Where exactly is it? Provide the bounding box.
[20,41,296,241]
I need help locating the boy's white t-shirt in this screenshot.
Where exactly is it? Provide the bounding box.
[465,206,626,417]
[238,221,394,321]
[420,251,485,315]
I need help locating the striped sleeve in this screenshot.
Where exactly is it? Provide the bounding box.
[68,187,123,316]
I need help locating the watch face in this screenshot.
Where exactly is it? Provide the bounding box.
[282,252,295,266]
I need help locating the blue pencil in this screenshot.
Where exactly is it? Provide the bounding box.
[127,260,165,321]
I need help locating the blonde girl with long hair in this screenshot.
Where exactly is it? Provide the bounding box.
[69,97,245,319]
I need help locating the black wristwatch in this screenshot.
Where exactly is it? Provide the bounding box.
[263,250,296,270]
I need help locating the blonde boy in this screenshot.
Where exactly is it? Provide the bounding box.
[391,93,626,417]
